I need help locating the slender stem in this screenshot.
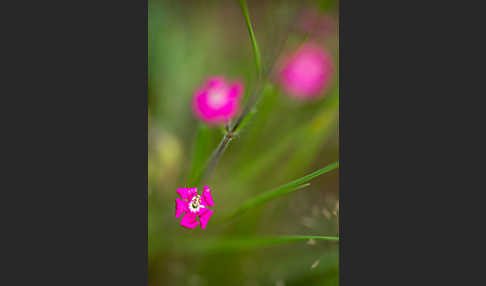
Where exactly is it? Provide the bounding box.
[238,0,262,78]
[230,79,264,132]
[195,1,286,184]
[198,134,232,186]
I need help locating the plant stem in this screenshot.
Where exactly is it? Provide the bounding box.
[197,79,264,185]
[198,133,232,186]
[238,0,262,78]
[194,0,287,185]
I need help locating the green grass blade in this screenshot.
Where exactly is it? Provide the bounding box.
[238,0,262,77]
[227,161,339,219]
[179,235,339,253]
[228,183,310,219]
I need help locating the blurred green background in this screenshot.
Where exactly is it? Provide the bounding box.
[149,0,339,285]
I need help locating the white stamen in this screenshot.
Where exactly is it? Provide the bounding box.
[188,195,204,213]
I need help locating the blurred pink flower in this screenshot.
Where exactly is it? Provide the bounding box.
[175,186,214,229]
[278,43,333,99]
[192,76,243,125]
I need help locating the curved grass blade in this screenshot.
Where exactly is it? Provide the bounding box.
[227,161,339,219]
[238,0,262,77]
[180,235,339,253]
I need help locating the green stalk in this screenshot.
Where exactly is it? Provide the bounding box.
[238,0,262,77]
[192,1,264,184]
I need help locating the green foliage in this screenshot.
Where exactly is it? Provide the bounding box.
[228,161,339,219]
[148,0,339,285]
[177,235,338,253]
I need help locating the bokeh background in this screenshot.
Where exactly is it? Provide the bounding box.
[149,0,339,285]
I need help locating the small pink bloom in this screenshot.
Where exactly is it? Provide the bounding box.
[175,186,214,229]
[277,43,333,99]
[192,76,244,125]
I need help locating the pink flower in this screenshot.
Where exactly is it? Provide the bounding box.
[192,76,244,125]
[277,43,333,99]
[175,186,214,229]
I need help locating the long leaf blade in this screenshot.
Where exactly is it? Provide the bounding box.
[228,161,339,219]
[179,235,339,253]
[238,0,262,77]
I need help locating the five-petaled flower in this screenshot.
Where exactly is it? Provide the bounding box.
[192,76,244,125]
[175,186,214,229]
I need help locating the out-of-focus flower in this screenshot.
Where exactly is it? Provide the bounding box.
[175,186,214,229]
[277,43,333,99]
[192,76,243,125]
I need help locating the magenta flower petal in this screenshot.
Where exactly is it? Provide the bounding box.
[228,81,244,99]
[198,208,213,230]
[180,212,199,229]
[175,198,187,218]
[201,185,214,207]
[192,76,244,125]
[205,76,225,89]
[177,188,197,201]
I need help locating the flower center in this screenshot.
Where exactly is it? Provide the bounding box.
[189,195,202,213]
[207,89,227,109]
